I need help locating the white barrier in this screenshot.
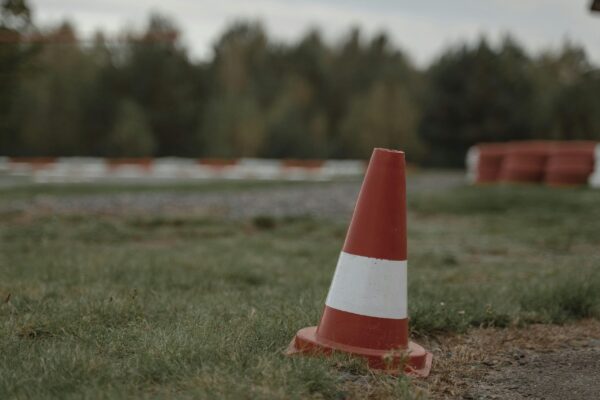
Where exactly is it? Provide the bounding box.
[0,157,8,173]
[34,158,107,183]
[464,146,479,184]
[153,158,198,179]
[0,157,367,183]
[589,144,600,188]
[237,158,282,180]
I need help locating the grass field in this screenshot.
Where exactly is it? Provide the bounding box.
[1,181,599,399]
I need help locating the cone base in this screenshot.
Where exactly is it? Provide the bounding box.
[286,326,432,377]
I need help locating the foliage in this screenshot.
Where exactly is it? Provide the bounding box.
[0,1,599,164]
[0,0,33,153]
[419,38,599,166]
[420,38,535,166]
[107,99,155,156]
[553,70,600,140]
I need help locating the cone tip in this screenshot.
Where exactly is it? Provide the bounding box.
[371,148,406,165]
[373,148,404,155]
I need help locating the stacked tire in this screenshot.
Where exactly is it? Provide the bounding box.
[473,143,509,184]
[467,140,598,187]
[498,141,555,183]
[544,142,596,186]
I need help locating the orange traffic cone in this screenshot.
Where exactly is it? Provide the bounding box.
[287,148,432,377]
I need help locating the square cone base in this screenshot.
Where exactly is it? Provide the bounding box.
[286,326,432,378]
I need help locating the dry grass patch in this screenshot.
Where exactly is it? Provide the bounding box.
[417,319,600,399]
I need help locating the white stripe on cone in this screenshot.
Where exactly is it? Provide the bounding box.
[325,251,407,319]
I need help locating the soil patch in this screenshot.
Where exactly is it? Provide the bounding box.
[419,320,600,399]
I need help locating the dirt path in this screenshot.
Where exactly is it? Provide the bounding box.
[471,345,600,399]
[0,171,464,218]
[419,320,600,399]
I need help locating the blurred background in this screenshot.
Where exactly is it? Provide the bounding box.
[0,0,599,166]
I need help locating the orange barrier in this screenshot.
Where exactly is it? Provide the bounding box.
[287,148,432,377]
[9,157,57,169]
[544,141,596,186]
[499,141,556,183]
[475,143,509,183]
[106,158,153,170]
[468,140,598,187]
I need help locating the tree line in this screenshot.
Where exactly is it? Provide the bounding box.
[1,0,599,166]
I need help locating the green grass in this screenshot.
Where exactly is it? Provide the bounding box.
[408,185,600,333]
[1,183,599,399]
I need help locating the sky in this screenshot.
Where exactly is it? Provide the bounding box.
[30,0,600,67]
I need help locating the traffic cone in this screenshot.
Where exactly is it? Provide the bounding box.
[287,148,432,377]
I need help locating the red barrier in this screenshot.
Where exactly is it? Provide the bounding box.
[475,143,509,183]
[499,141,556,183]
[8,157,57,169]
[544,142,596,186]
[106,158,153,171]
[197,159,238,170]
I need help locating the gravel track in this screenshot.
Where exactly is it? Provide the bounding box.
[471,342,600,400]
[0,171,464,218]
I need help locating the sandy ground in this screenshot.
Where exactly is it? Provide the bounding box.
[419,320,600,399]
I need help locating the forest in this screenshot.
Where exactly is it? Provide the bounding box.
[1,0,599,166]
